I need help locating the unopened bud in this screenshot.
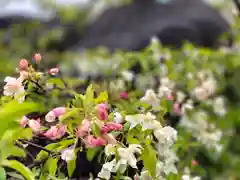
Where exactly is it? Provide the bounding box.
[19,59,28,71]
[34,53,41,63]
[191,160,198,167]
[49,68,59,76]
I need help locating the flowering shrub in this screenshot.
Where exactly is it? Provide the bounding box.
[0,54,180,180]
[0,33,240,180]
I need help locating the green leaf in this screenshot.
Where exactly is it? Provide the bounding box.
[123,122,130,131]
[59,139,75,147]
[142,144,157,178]
[127,134,140,144]
[47,78,65,88]
[36,143,59,161]
[48,158,58,177]
[87,147,102,161]
[0,167,6,180]
[1,160,35,180]
[67,158,76,177]
[6,172,24,180]
[92,123,101,137]
[95,91,108,104]
[83,84,95,114]
[6,145,26,158]
[0,101,43,138]
[59,108,80,123]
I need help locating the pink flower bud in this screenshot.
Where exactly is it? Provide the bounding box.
[85,135,106,148]
[44,125,66,140]
[34,53,41,63]
[52,107,66,117]
[19,59,28,71]
[28,119,41,133]
[191,160,198,167]
[45,107,66,122]
[20,116,29,128]
[120,92,129,99]
[97,103,108,121]
[167,94,174,101]
[49,68,59,76]
[98,103,108,110]
[76,120,91,138]
[173,103,182,116]
[101,122,123,134]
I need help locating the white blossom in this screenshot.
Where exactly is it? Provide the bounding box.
[45,111,56,123]
[125,114,144,129]
[181,100,194,114]
[125,113,161,130]
[113,112,124,123]
[121,70,134,81]
[180,112,223,153]
[154,126,177,146]
[3,76,25,102]
[176,91,186,103]
[117,145,142,169]
[213,96,227,116]
[61,148,75,162]
[141,89,160,107]
[98,160,115,180]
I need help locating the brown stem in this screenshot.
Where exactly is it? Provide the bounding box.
[18,139,54,154]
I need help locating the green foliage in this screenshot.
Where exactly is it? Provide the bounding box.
[142,143,157,178]
[0,6,239,180]
[1,160,35,180]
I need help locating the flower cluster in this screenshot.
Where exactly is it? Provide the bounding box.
[1,54,181,180]
[1,42,235,180]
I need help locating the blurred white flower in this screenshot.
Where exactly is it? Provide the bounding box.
[126,113,161,130]
[154,126,177,146]
[141,89,160,107]
[176,91,186,103]
[192,71,217,101]
[3,76,25,102]
[111,159,128,173]
[117,145,142,169]
[181,100,194,114]
[125,114,144,129]
[113,112,124,123]
[158,86,171,98]
[158,77,174,98]
[202,77,217,96]
[139,171,152,180]
[121,70,134,81]
[142,112,160,130]
[98,160,115,180]
[213,96,227,116]
[61,148,75,162]
[182,174,201,180]
[163,158,178,175]
[180,111,223,153]
[45,111,56,123]
[161,77,175,89]
[192,87,208,101]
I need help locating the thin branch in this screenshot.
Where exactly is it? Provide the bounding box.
[18,139,54,154]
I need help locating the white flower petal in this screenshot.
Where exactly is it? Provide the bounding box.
[114,112,124,123]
